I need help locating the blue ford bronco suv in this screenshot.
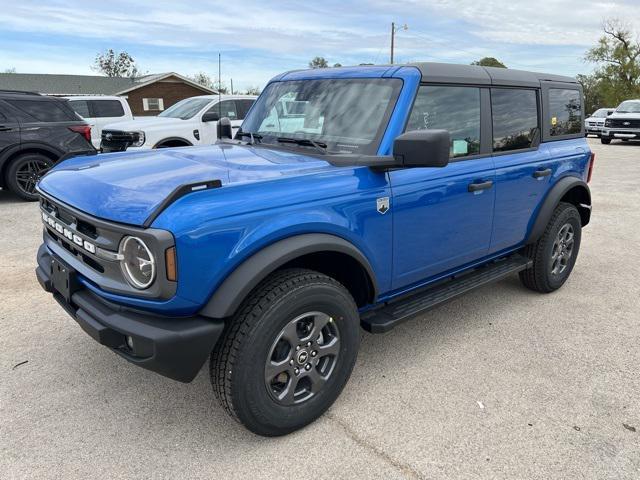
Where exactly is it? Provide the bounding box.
[35,63,593,436]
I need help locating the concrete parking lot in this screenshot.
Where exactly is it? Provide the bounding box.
[1,138,639,479]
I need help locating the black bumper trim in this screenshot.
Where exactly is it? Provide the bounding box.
[36,249,224,383]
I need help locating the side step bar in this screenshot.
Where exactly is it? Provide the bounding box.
[361,254,532,333]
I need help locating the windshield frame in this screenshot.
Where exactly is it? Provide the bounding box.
[616,100,640,114]
[240,78,403,155]
[158,97,215,120]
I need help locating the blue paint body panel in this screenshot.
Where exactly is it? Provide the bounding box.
[36,65,591,317]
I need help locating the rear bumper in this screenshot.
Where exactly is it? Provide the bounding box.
[36,245,224,382]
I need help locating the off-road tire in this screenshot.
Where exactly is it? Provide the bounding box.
[210,268,360,436]
[5,153,53,201]
[600,138,611,144]
[519,202,582,293]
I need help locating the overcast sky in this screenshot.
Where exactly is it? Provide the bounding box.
[1,0,639,90]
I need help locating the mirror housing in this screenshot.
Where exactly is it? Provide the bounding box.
[216,117,233,139]
[202,111,220,122]
[392,129,450,168]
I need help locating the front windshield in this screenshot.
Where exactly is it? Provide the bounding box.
[616,101,640,114]
[241,78,402,154]
[591,109,609,118]
[158,97,212,119]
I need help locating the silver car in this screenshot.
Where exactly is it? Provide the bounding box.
[585,108,614,137]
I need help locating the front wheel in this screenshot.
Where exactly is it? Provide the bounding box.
[5,153,53,201]
[601,138,611,144]
[520,202,582,293]
[210,268,360,436]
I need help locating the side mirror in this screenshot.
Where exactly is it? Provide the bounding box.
[393,129,450,168]
[202,111,220,122]
[216,117,233,139]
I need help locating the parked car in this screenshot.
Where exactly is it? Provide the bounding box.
[600,99,640,144]
[65,95,133,149]
[584,107,614,137]
[35,63,593,436]
[0,90,95,201]
[100,94,256,151]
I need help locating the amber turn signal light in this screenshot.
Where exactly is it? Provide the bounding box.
[165,247,177,282]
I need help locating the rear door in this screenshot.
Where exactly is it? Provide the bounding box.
[389,84,496,289]
[0,101,21,158]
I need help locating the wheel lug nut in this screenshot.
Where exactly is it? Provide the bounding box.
[305,364,311,370]
[311,351,317,357]
[306,341,312,347]
[296,345,300,351]
[289,360,294,365]
[294,368,300,375]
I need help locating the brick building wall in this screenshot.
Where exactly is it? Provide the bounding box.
[125,76,211,116]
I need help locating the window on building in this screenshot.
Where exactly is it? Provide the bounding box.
[143,98,164,111]
[90,100,125,117]
[548,88,582,136]
[491,88,539,152]
[406,85,481,158]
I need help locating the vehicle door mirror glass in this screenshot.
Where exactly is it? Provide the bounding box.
[393,129,450,168]
[202,111,220,122]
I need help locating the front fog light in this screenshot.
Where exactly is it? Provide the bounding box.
[119,236,155,289]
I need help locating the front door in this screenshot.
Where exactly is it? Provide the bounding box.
[201,100,243,144]
[390,84,495,290]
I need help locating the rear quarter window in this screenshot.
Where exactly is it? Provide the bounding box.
[5,99,76,122]
[548,89,582,136]
[69,100,91,118]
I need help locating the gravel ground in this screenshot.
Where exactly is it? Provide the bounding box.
[1,137,639,479]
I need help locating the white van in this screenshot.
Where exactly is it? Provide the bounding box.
[65,96,133,149]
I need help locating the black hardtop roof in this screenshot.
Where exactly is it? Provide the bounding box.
[409,62,578,87]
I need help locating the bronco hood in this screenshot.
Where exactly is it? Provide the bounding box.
[38,144,334,226]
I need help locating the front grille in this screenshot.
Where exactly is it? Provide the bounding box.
[607,118,640,128]
[101,130,138,142]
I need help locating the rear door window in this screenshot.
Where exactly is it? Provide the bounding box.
[69,100,91,118]
[236,99,255,119]
[406,85,481,158]
[548,88,582,136]
[90,100,125,118]
[208,100,238,120]
[5,99,75,122]
[491,88,539,152]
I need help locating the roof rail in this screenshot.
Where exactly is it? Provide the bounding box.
[0,89,41,96]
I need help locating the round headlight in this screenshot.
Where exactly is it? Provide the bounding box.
[119,236,155,289]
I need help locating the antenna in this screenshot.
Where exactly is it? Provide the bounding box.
[218,53,222,121]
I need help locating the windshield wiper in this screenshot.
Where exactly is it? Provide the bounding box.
[276,137,327,154]
[236,131,263,144]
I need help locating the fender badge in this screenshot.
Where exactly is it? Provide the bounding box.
[377,197,389,214]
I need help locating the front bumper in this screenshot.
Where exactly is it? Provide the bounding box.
[601,128,640,139]
[36,245,224,382]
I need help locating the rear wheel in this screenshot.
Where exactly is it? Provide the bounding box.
[601,138,611,144]
[520,202,582,293]
[5,153,53,201]
[210,268,360,436]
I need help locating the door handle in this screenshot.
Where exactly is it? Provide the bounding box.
[533,168,552,178]
[468,180,493,192]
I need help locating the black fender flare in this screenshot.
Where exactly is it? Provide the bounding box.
[199,233,378,319]
[153,137,193,148]
[525,176,591,244]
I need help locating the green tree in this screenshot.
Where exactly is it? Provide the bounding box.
[3,67,16,73]
[577,73,605,114]
[309,56,329,69]
[585,19,640,106]
[471,57,507,68]
[188,72,227,93]
[92,49,140,77]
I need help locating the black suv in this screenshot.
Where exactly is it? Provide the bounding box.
[0,90,95,201]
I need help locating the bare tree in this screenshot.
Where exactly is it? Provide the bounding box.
[92,49,140,78]
[244,86,262,95]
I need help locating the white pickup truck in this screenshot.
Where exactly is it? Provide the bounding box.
[65,95,133,149]
[100,95,257,152]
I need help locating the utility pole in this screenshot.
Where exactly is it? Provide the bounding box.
[390,22,395,64]
[390,22,408,64]
[230,78,234,95]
